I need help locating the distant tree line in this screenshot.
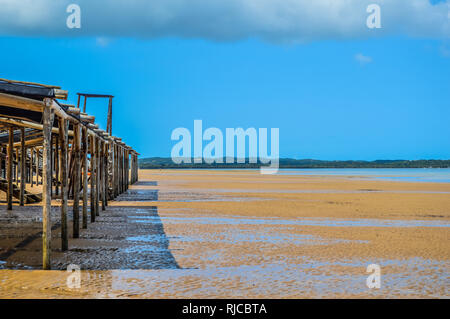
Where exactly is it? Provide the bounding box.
[138,157,450,169]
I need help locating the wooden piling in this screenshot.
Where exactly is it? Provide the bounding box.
[7,127,13,210]
[119,146,122,194]
[100,141,106,211]
[126,150,129,190]
[82,127,88,229]
[104,142,109,206]
[20,127,25,206]
[50,135,53,197]
[42,100,54,270]
[30,147,34,187]
[72,124,81,238]
[55,136,59,196]
[36,149,40,185]
[90,135,96,222]
[114,144,118,198]
[95,137,100,216]
[59,118,68,251]
[15,149,18,183]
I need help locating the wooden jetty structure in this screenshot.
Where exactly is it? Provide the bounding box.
[0,78,139,269]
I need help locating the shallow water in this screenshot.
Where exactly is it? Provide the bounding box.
[277,168,450,183]
[128,214,450,228]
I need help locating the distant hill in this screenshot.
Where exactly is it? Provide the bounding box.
[139,158,450,169]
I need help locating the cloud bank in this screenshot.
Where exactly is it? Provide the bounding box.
[0,0,449,42]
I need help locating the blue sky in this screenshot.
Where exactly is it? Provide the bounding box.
[0,1,449,160]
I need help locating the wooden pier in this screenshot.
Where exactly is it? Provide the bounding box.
[0,78,139,269]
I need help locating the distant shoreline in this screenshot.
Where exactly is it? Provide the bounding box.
[139,158,450,169]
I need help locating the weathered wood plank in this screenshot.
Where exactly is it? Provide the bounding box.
[82,127,88,229]
[95,137,100,216]
[20,127,25,206]
[59,118,68,251]
[7,127,13,210]
[90,135,96,222]
[72,124,81,238]
[42,99,54,270]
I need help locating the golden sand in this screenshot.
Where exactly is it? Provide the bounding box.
[0,169,448,298]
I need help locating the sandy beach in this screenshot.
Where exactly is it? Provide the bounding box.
[0,169,449,298]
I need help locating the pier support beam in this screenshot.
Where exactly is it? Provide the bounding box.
[7,127,13,210]
[20,128,26,206]
[36,149,40,185]
[120,147,124,194]
[30,147,34,188]
[114,144,119,197]
[42,99,54,270]
[125,150,130,190]
[90,135,96,222]
[15,149,18,183]
[100,140,105,211]
[103,142,108,208]
[82,127,88,229]
[72,124,81,238]
[95,137,100,215]
[55,136,59,196]
[59,118,68,251]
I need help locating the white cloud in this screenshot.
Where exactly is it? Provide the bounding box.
[0,0,449,42]
[355,53,373,65]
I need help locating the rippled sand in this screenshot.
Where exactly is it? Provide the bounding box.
[0,169,449,298]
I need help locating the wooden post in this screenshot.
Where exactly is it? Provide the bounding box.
[30,147,34,187]
[7,127,13,210]
[130,154,133,184]
[124,149,127,192]
[42,99,54,270]
[0,147,2,179]
[104,142,109,205]
[123,148,126,192]
[95,137,100,216]
[134,154,136,184]
[107,97,112,135]
[90,135,96,223]
[125,149,128,191]
[36,149,39,185]
[82,127,88,229]
[114,144,118,197]
[118,145,120,195]
[130,153,133,184]
[20,128,26,206]
[121,147,124,194]
[118,146,122,194]
[126,150,129,190]
[59,118,68,251]
[15,149,18,183]
[124,150,127,191]
[122,147,125,193]
[100,141,106,211]
[131,154,134,184]
[134,154,138,184]
[50,134,53,197]
[55,136,59,196]
[72,124,81,238]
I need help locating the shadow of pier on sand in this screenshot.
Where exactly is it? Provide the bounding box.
[0,181,181,270]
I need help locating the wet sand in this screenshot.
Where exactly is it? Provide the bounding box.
[0,169,449,298]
